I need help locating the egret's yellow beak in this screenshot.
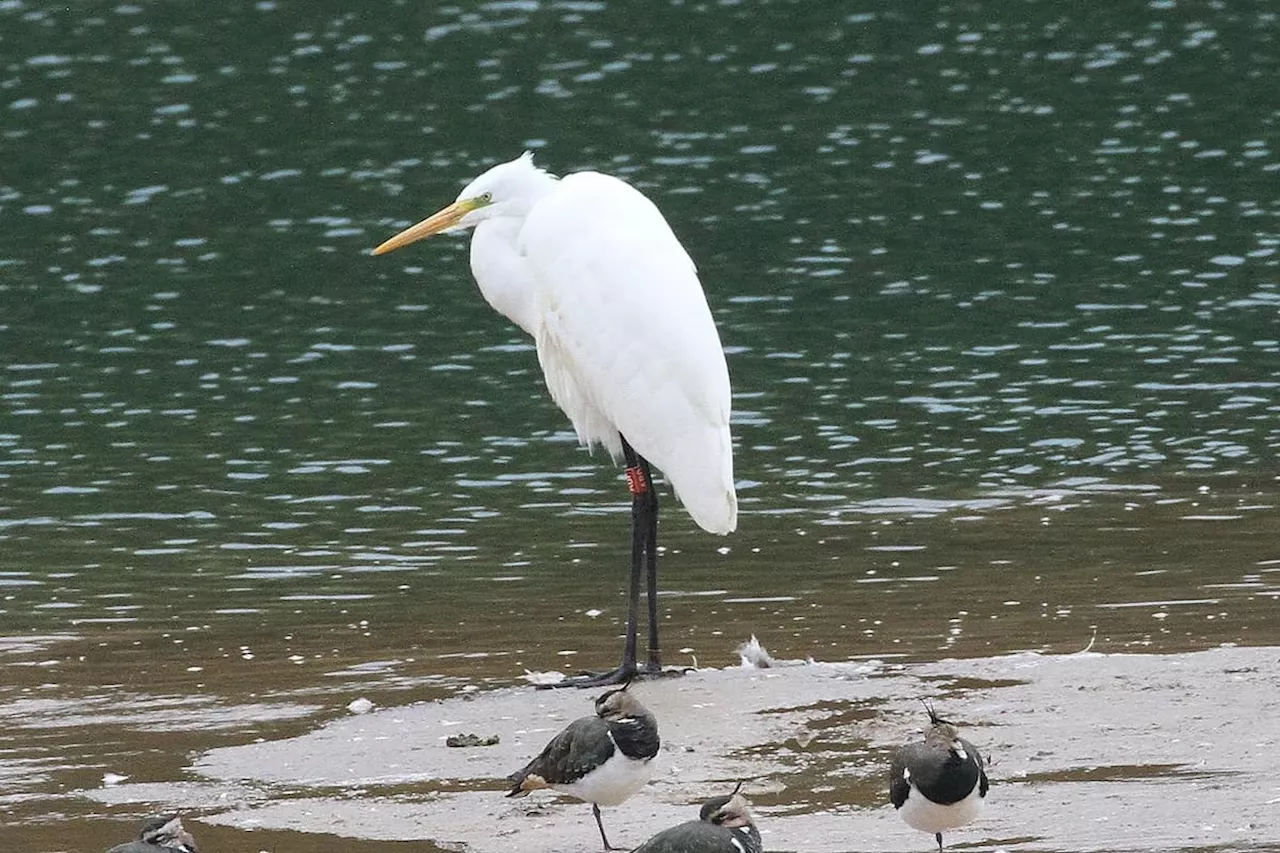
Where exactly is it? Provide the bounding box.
[373,199,477,255]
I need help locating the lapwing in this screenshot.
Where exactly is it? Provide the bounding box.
[105,815,198,853]
[506,683,660,850]
[631,783,762,853]
[888,703,989,852]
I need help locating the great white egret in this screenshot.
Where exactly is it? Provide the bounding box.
[373,153,737,686]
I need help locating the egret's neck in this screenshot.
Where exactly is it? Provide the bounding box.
[466,169,557,337]
[470,216,539,337]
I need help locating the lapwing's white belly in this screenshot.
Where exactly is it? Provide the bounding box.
[900,781,984,833]
[554,750,654,807]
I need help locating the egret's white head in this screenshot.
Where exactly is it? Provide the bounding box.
[373,152,557,255]
[455,152,556,223]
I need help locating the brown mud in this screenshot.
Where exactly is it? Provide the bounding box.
[73,645,1280,853]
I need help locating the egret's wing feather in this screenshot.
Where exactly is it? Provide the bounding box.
[534,324,624,460]
[519,172,736,534]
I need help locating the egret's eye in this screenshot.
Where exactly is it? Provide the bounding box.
[477,192,494,204]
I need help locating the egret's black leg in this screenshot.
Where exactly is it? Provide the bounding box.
[936,831,944,852]
[548,437,678,689]
[640,455,661,671]
[617,446,648,677]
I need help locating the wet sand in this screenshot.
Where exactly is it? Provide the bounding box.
[84,644,1279,853]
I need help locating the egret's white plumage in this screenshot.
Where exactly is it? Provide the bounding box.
[373,153,737,681]
[375,153,736,533]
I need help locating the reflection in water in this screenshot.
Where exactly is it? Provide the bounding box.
[1,1,1278,850]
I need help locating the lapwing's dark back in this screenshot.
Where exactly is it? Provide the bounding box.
[507,715,616,793]
[889,735,988,809]
[631,789,762,853]
[888,707,989,852]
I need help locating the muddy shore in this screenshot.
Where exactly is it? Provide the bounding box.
[83,644,1279,853]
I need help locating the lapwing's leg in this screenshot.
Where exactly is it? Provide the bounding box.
[936,831,944,852]
[592,803,622,851]
[549,437,651,688]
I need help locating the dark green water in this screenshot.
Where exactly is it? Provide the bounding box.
[2,1,1277,850]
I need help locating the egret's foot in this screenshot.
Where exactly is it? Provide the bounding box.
[536,662,689,690]
[639,649,698,679]
[539,663,635,690]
